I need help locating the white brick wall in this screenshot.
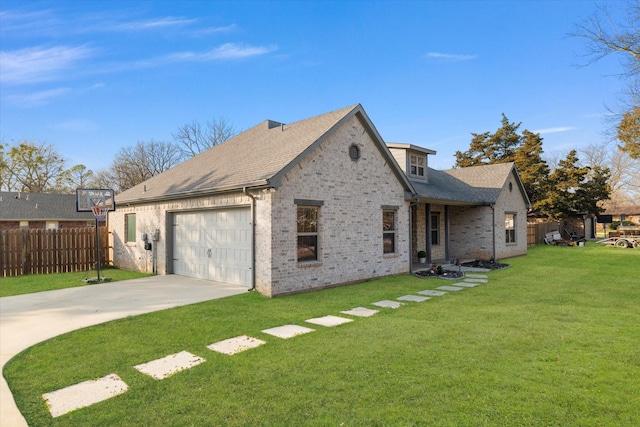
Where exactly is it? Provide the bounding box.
[265,115,410,296]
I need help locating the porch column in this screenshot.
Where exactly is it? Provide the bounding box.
[444,205,450,261]
[425,203,431,263]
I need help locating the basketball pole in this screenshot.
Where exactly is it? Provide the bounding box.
[95,216,101,281]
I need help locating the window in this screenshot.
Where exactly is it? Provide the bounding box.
[430,213,440,245]
[125,213,136,243]
[505,213,516,244]
[410,154,425,177]
[297,206,319,262]
[383,210,396,254]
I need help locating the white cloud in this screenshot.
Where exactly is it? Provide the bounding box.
[4,87,71,107]
[533,127,576,135]
[109,17,197,31]
[0,45,94,85]
[155,43,278,65]
[425,52,478,62]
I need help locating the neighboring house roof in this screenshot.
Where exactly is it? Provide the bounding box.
[412,163,531,208]
[116,104,414,204]
[0,192,94,221]
[603,205,640,216]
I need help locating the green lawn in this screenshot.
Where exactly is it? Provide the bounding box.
[4,243,639,426]
[0,268,151,297]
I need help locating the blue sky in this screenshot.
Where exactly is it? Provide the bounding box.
[0,0,626,172]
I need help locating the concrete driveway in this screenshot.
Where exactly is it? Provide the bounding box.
[0,275,247,427]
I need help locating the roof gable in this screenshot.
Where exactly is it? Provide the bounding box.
[117,104,413,204]
[412,163,531,207]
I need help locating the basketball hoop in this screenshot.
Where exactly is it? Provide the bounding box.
[91,206,109,221]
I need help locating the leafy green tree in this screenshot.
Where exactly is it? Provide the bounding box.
[1,141,68,192]
[536,150,610,218]
[455,114,549,206]
[617,106,640,158]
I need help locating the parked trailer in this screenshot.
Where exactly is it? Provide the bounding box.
[597,235,640,248]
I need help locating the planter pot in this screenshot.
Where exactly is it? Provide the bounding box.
[418,257,426,264]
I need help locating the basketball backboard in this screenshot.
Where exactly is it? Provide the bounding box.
[76,189,116,212]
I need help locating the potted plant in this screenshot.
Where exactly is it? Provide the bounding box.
[417,250,427,263]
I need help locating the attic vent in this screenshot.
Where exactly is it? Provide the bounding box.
[267,120,285,129]
[349,144,361,161]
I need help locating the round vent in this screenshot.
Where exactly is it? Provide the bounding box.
[349,144,361,161]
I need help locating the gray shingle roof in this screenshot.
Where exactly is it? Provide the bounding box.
[0,192,94,221]
[116,104,413,204]
[412,162,529,206]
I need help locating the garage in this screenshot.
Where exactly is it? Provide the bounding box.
[172,208,252,286]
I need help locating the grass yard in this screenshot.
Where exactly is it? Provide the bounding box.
[4,243,639,426]
[0,268,151,297]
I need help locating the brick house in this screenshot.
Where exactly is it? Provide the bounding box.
[0,191,95,231]
[111,105,530,296]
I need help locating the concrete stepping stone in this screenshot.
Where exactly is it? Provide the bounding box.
[465,278,488,283]
[207,335,266,355]
[454,282,480,288]
[134,351,205,380]
[261,324,315,339]
[397,295,430,302]
[305,315,353,327]
[418,289,447,296]
[436,285,464,292]
[466,273,488,279]
[371,300,405,309]
[42,373,128,418]
[341,307,379,317]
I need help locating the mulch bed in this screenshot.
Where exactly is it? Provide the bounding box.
[414,269,464,279]
[460,260,510,270]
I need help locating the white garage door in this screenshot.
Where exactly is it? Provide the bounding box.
[173,208,252,286]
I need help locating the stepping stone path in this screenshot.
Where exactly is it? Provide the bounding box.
[261,324,315,339]
[397,295,430,302]
[207,335,266,355]
[42,271,491,418]
[43,374,128,418]
[305,315,353,327]
[134,351,205,380]
[341,307,379,317]
[418,289,447,296]
[464,278,488,283]
[454,282,479,288]
[437,285,465,292]
[371,300,405,309]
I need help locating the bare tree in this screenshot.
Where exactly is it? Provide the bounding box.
[172,116,236,159]
[572,1,640,157]
[108,140,183,192]
[580,141,640,206]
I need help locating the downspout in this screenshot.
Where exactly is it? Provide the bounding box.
[243,187,257,291]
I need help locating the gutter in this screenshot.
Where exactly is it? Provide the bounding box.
[243,187,257,291]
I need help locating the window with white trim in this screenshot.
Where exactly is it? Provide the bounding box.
[410,154,425,177]
[383,209,396,254]
[505,213,516,244]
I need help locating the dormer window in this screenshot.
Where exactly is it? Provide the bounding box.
[410,155,425,177]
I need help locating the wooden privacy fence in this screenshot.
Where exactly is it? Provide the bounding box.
[527,221,561,246]
[0,227,109,277]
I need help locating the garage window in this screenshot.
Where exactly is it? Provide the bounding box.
[125,213,136,243]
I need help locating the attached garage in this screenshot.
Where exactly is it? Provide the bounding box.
[172,208,252,286]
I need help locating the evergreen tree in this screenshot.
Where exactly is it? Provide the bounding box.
[455,114,549,206]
